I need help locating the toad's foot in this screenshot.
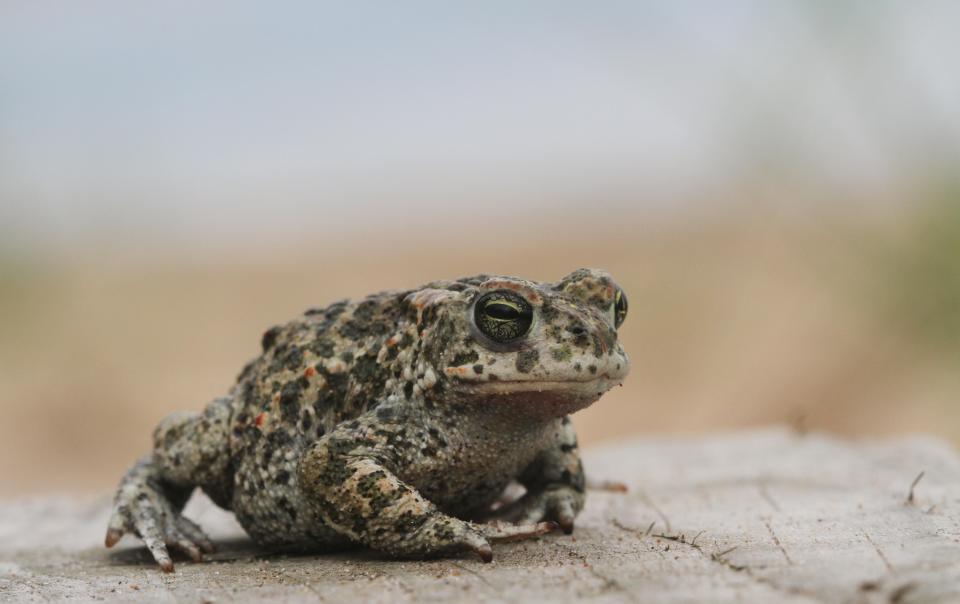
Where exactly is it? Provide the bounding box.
[105,458,214,572]
[488,486,584,535]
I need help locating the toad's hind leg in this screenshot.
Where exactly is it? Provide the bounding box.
[106,396,233,572]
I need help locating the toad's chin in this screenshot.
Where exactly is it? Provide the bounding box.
[449,376,624,420]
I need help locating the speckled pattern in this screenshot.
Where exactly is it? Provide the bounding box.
[106,269,630,571]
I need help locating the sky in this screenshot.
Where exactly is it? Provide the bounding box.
[1,1,959,247]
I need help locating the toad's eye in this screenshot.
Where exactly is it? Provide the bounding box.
[474,291,533,343]
[614,287,628,328]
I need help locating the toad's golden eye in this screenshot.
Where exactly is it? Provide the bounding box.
[474,291,533,343]
[614,287,628,328]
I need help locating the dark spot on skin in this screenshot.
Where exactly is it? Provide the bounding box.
[352,354,387,395]
[427,427,448,447]
[540,299,559,323]
[588,293,607,309]
[275,469,291,484]
[376,406,395,420]
[307,301,349,340]
[339,299,383,341]
[516,349,539,373]
[350,297,403,343]
[311,338,336,358]
[277,496,297,521]
[566,323,590,349]
[339,321,367,341]
[354,298,378,321]
[573,362,582,372]
[267,429,293,449]
[452,350,480,366]
[314,369,348,415]
[340,351,354,364]
[472,364,483,374]
[261,326,281,352]
[279,381,301,423]
[588,364,597,375]
[488,373,498,381]
[550,345,572,362]
[591,335,604,358]
[282,345,303,370]
[417,305,437,331]
[357,469,386,495]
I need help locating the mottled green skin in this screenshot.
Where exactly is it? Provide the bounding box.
[106,269,630,570]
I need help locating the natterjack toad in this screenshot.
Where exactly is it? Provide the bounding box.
[105,268,630,571]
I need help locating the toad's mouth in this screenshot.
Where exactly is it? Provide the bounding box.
[451,375,624,399]
[447,375,624,417]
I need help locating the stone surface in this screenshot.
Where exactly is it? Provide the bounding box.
[2,427,959,603]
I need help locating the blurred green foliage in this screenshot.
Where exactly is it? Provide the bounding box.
[887,188,960,359]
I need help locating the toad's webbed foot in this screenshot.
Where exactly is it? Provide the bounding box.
[105,457,214,572]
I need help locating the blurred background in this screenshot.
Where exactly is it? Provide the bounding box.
[2,1,959,495]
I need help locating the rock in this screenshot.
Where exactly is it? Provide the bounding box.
[1,427,958,603]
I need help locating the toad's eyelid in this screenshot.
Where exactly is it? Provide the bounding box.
[486,299,521,313]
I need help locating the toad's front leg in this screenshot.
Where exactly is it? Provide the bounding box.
[298,411,556,562]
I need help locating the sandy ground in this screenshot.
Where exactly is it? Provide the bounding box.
[2,427,959,603]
